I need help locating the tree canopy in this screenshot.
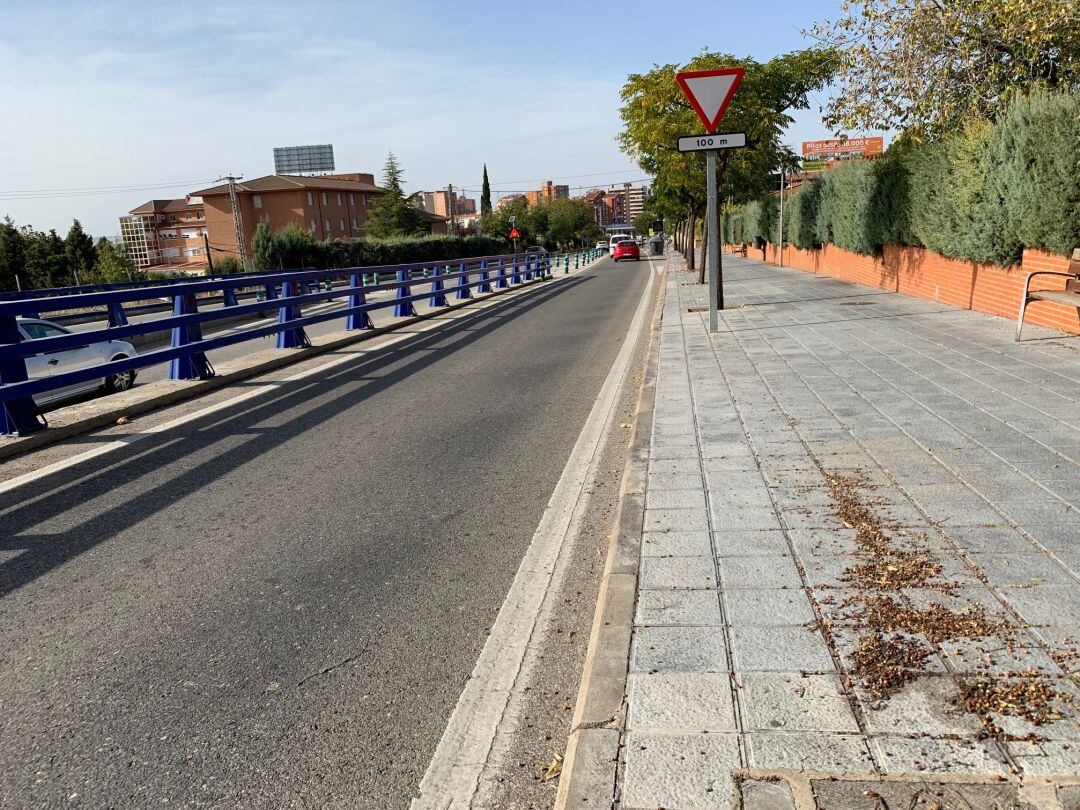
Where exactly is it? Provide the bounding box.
[364,151,426,238]
[618,49,837,223]
[481,165,492,216]
[810,0,1080,137]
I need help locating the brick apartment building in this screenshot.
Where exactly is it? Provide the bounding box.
[524,180,569,207]
[191,172,390,262]
[119,197,209,272]
[418,190,477,217]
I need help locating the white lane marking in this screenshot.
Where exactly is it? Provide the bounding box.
[412,261,655,808]
[0,268,597,496]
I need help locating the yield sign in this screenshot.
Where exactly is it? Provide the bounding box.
[675,68,745,133]
[509,227,520,239]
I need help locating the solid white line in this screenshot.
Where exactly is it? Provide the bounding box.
[0,269,597,496]
[411,261,655,809]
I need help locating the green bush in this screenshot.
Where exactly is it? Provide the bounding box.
[728,89,1079,266]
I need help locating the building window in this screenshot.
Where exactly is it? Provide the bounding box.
[349,193,355,205]
[339,218,345,232]
[253,194,262,209]
[336,193,342,206]
[320,192,328,205]
[351,217,358,229]
[307,192,314,206]
[309,218,317,232]
[324,219,331,233]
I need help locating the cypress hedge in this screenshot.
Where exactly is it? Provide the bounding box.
[728,89,1079,266]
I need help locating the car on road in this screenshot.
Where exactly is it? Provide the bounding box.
[14,317,138,406]
[595,240,608,252]
[612,240,640,262]
[608,234,631,254]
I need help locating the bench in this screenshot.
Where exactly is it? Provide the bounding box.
[730,243,748,257]
[1016,248,1080,340]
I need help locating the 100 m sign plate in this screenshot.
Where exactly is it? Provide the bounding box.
[677,133,746,153]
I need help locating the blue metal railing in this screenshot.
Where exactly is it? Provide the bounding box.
[0,249,601,435]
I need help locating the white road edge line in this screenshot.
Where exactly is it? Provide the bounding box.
[0,269,591,496]
[411,261,656,809]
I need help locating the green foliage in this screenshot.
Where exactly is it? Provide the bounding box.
[0,217,25,291]
[251,217,275,270]
[725,88,1080,265]
[364,151,426,238]
[481,165,492,216]
[93,237,140,283]
[214,256,245,275]
[64,219,96,285]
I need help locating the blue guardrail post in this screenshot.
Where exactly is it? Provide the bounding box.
[394,269,417,317]
[428,265,448,307]
[168,293,214,380]
[0,315,46,435]
[496,258,508,289]
[276,280,311,349]
[455,261,471,301]
[511,256,521,285]
[222,285,240,308]
[346,272,373,330]
[477,260,492,293]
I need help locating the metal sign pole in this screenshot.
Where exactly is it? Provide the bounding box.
[706,149,719,332]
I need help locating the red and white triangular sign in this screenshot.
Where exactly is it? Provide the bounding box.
[675,68,745,133]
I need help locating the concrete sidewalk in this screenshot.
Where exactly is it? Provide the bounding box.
[619,253,1080,808]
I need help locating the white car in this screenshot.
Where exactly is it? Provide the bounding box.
[595,240,608,251]
[16,317,138,406]
[608,234,631,253]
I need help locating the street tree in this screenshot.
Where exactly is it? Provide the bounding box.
[619,49,836,277]
[364,151,426,238]
[93,237,139,283]
[64,219,96,285]
[809,0,1080,137]
[251,217,276,269]
[0,217,25,291]
[481,164,492,216]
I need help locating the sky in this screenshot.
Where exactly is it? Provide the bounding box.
[0,0,867,237]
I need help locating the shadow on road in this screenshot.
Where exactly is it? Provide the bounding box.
[0,276,593,597]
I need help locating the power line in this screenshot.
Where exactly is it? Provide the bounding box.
[0,178,217,201]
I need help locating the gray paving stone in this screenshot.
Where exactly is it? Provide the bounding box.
[645,488,708,510]
[621,732,740,809]
[636,589,723,626]
[946,526,1040,554]
[644,507,710,532]
[967,552,1075,587]
[719,555,803,589]
[631,626,728,673]
[799,554,857,588]
[730,625,834,671]
[859,676,983,736]
[871,735,1009,775]
[627,673,737,731]
[788,527,860,556]
[642,530,713,557]
[648,471,704,491]
[713,529,790,557]
[1003,584,1080,626]
[738,779,796,810]
[639,556,717,589]
[649,457,703,474]
[737,672,859,732]
[710,505,784,531]
[724,588,816,626]
[746,732,874,772]
[1008,739,1080,777]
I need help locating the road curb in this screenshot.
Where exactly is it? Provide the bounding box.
[555,259,665,809]
[0,261,601,463]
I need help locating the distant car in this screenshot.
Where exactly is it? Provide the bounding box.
[595,240,608,251]
[608,234,631,253]
[14,317,138,406]
[525,245,547,255]
[612,240,640,262]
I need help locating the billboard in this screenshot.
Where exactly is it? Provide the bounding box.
[273,144,335,175]
[801,136,884,170]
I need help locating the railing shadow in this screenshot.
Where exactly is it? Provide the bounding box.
[0,276,593,597]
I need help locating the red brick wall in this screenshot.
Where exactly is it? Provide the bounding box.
[730,242,1079,336]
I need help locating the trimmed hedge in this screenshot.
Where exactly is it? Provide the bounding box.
[728,89,1079,266]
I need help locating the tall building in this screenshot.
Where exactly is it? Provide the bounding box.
[496,193,525,211]
[190,172,388,262]
[119,196,208,271]
[525,180,570,207]
[418,190,477,217]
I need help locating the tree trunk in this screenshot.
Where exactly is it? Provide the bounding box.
[699,227,707,285]
[686,211,696,272]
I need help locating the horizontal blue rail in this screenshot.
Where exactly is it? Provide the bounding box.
[0,249,604,435]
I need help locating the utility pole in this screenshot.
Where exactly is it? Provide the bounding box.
[447,184,457,236]
[222,175,249,269]
[203,232,215,273]
[778,167,785,268]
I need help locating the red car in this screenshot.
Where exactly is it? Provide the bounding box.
[612,240,640,262]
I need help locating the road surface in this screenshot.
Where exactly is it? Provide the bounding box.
[0,255,653,807]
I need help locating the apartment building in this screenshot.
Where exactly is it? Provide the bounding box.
[418,190,477,217]
[524,180,570,207]
[119,196,209,271]
[191,172,386,261]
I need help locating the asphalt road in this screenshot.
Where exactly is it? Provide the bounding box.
[0,255,651,807]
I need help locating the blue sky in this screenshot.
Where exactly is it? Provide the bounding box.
[0,0,861,236]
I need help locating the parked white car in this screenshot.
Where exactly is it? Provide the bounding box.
[15,317,138,406]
